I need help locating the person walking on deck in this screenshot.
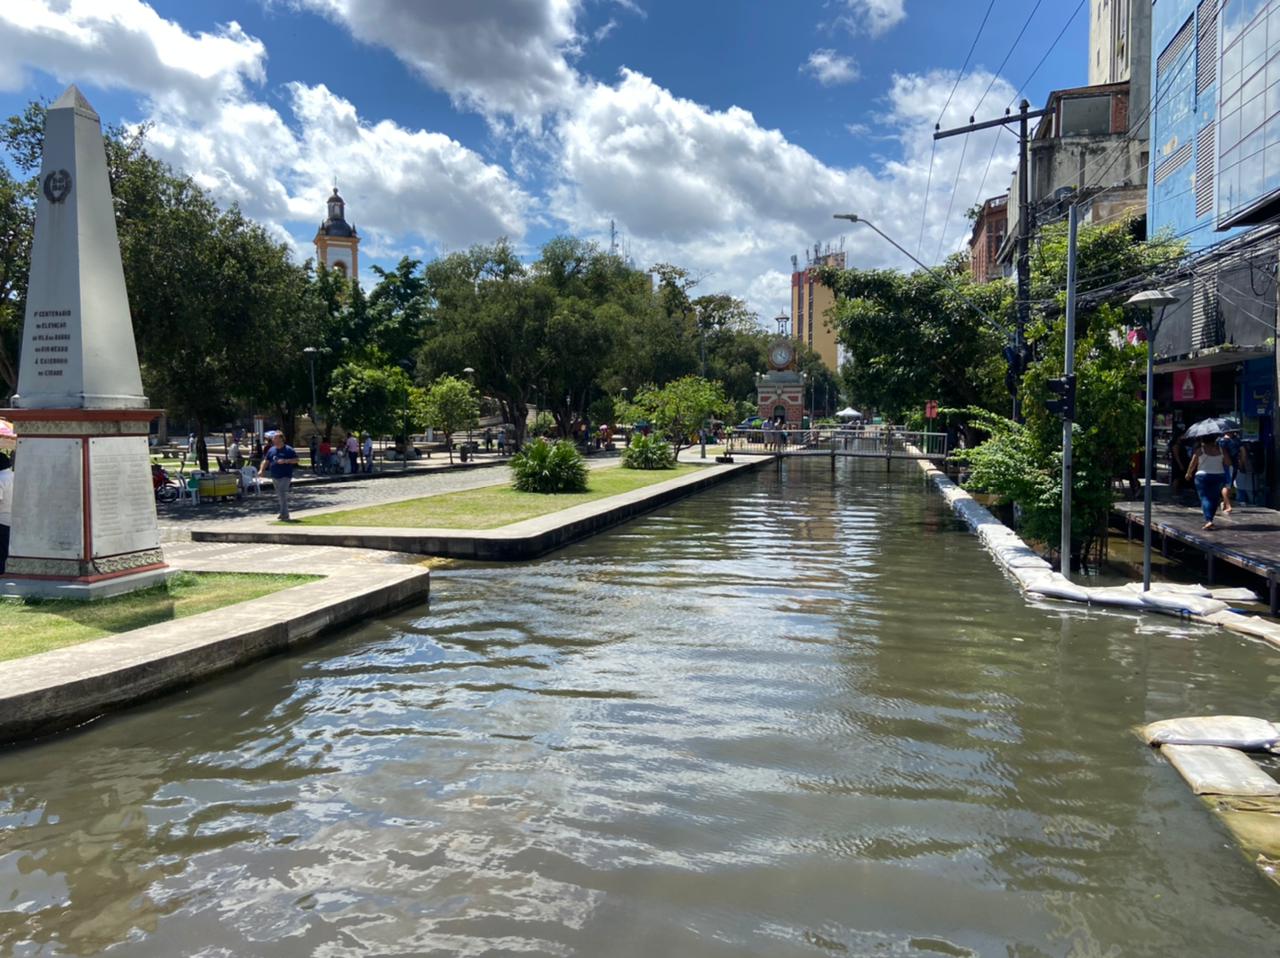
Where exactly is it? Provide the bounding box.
[1186,436,1227,531]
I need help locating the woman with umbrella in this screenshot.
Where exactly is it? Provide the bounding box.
[1183,417,1237,530]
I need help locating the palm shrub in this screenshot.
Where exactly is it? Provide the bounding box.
[511,438,588,493]
[621,433,676,470]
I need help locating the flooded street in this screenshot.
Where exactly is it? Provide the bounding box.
[2,459,1279,956]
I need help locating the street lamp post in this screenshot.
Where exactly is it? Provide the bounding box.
[463,366,476,454]
[303,346,319,428]
[397,358,414,470]
[1125,289,1180,591]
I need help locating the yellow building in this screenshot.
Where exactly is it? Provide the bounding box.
[790,249,844,371]
[314,187,359,281]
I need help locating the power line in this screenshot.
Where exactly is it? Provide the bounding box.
[919,0,999,259]
[1007,0,1088,110]
[975,0,1046,117]
[934,133,971,264]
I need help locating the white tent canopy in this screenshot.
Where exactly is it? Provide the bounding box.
[835,407,862,419]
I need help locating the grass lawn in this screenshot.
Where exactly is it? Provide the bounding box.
[293,463,703,529]
[0,571,319,662]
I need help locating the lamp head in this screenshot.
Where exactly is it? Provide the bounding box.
[1125,289,1179,309]
[833,213,860,223]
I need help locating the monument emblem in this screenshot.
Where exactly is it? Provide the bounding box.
[42,169,71,204]
[1,85,166,599]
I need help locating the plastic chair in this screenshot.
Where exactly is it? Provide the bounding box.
[239,466,261,495]
[180,474,201,505]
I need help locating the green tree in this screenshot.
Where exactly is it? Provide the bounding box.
[328,362,412,441]
[627,376,730,458]
[954,216,1186,561]
[415,373,479,463]
[819,259,1009,424]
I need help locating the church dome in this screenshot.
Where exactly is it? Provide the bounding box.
[319,186,357,238]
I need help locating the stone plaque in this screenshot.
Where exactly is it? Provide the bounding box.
[10,437,84,560]
[89,436,160,558]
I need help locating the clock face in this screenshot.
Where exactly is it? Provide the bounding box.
[770,343,794,369]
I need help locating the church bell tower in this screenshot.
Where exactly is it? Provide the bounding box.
[314,186,359,281]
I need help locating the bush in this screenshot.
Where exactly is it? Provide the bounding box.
[621,433,676,470]
[511,438,589,493]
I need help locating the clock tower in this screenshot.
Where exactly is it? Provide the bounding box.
[756,337,804,424]
[314,186,359,281]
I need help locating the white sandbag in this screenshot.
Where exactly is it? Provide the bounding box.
[1213,614,1280,647]
[1138,591,1228,617]
[1124,582,1211,597]
[1084,586,1148,609]
[1143,715,1280,750]
[1011,567,1053,590]
[1026,572,1090,603]
[1161,744,1280,796]
[1208,587,1262,603]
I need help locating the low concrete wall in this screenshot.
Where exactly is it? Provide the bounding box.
[0,565,429,746]
[194,458,772,561]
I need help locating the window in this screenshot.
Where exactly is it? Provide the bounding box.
[1217,0,1280,224]
[1060,95,1112,136]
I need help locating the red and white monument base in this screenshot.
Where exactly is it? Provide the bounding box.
[1,408,167,600]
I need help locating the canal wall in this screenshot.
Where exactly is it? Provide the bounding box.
[911,456,1280,648]
[192,457,774,561]
[0,563,430,746]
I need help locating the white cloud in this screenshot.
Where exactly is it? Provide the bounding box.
[294,0,584,126]
[0,0,531,261]
[549,67,1016,318]
[0,0,265,110]
[835,0,906,37]
[594,18,618,42]
[803,49,859,86]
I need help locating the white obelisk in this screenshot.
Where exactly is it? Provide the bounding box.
[2,85,166,598]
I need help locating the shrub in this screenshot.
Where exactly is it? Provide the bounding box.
[621,433,676,470]
[511,438,588,493]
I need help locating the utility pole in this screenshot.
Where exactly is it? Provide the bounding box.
[1060,204,1079,577]
[935,100,1048,422]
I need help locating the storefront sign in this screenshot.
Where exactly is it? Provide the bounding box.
[1242,358,1274,417]
[1173,368,1210,402]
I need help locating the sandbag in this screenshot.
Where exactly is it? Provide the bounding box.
[1208,587,1262,603]
[1161,744,1280,796]
[1026,573,1090,603]
[1143,715,1280,750]
[1138,591,1228,617]
[1083,586,1148,609]
[1010,567,1052,590]
[1125,582,1211,597]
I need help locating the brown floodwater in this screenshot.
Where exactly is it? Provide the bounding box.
[2,458,1279,957]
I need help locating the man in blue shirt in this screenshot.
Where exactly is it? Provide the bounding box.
[258,432,300,521]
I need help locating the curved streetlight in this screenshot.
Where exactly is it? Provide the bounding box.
[463,366,476,453]
[302,346,319,428]
[1125,288,1180,592]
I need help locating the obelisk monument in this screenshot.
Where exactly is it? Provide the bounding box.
[1,85,166,598]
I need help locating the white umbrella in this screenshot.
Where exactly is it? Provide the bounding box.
[836,407,861,419]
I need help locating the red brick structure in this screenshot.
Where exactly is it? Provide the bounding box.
[969,195,1008,284]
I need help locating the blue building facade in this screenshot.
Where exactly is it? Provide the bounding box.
[1148,0,1278,504]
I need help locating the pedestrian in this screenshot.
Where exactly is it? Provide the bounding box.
[484,427,493,452]
[497,426,506,456]
[259,432,300,521]
[228,435,243,469]
[345,433,359,474]
[0,452,11,574]
[362,433,374,473]
[1186,435,1228,531]
[309,434,319,472]
[1221,429,1248,513]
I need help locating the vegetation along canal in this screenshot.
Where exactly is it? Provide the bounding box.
[3,459,1279,956]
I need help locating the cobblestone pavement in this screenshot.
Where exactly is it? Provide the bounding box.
[158,456,622,539]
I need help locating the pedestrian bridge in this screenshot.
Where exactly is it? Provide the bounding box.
[726,426,949,462]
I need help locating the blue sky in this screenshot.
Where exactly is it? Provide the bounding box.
[0,1,1088,318]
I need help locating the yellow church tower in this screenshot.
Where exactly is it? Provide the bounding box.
[314,186,359,281]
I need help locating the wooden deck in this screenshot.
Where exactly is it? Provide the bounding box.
[1113,500,1280,613]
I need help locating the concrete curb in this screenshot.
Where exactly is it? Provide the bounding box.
[0,565,430,746]
[912,455,1280,647]
[191,458,772,560]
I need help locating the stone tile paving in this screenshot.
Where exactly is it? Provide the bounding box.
[160,455,626,540]
[163,539,426,574]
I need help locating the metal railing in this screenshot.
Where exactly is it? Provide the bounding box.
[725,426,949,460]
